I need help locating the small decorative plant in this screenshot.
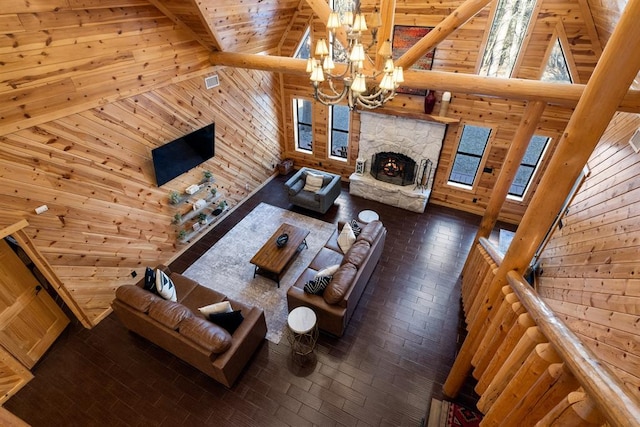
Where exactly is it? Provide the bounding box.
[172,213,182,224]
[203,170,213,182]
[169,190,180,205]
[177,229,187,241]
[198,213,208,224]
[210,187,217,197]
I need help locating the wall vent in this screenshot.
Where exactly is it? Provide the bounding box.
[629,128,640,153]
[204,75,220,89]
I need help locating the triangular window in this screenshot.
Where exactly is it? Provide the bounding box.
[294,27,311,60]
[541,38,573,83]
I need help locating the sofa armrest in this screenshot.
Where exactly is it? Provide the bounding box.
[284,168,306,192]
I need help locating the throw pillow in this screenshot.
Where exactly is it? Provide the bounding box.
[315,264,340,278]
[350,219,362,237]
[304,275,332,295]
[198,300,232,316]
[302,171,324,192]
[155,269,177,302]
[209,310,244,334]
[143,267,157,293]
[337,222,356,253]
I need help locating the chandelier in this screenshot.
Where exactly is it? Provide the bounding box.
[306,3,404,110]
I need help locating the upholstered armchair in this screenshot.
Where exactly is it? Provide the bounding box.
[284,167,342,214]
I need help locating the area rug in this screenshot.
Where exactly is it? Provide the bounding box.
[442,401,482,427]
[182,202,335,344]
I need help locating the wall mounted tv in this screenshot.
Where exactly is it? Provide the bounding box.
[152,123,215,186]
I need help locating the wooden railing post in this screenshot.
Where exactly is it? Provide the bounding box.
[480,343,562,425]
[503,363,580,426]
[476,326,546,412]
[534,391,605,427]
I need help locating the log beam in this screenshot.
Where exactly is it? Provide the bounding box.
[208,52,640,113]
[394,0,494,70]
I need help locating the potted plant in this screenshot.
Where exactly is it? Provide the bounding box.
[203,170,214,182]
[177,229,187,241]
[198,213,208,225]
[169,190,180,205]
[172,213,182,225]
[210,187,217,197]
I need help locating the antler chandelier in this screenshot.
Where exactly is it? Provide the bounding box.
[306,2,404,110]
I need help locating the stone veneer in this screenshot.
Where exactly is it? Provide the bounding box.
[349,112,446,213]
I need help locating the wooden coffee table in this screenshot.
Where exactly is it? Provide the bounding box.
[250,223,309,287]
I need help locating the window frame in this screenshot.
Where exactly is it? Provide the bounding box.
[328,104,350,161]
[292,98,313,154]
[506,134,552,201]
[447,123,494,190]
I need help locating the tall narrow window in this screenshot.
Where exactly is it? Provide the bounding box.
[448,125,492,187]
[541,38,573,83]
[508,135,551,199]
[293,99,313,153]
[329,105,349,160]
[479,0,537,78]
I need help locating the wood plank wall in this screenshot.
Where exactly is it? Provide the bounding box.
[278,0,596,224]
[0,1,283,325]
[536,112,640,400]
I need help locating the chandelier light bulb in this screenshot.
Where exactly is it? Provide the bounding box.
[349,43,365,62]
[393,66,404,84]
[352,13,368,32]
[323,56,335,71]
[327,12,341,30]
[315,39,329,57]
[379,74,395,91]
[352,74,367,94]
[378,40,392,57]
[370,8,382,29]
[383,58,395,73]
[305,57,314,73]
[310,61,325,82]
[342,11,354,27]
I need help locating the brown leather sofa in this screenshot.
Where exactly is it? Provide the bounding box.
[287,220,386,337]
[111,265,267,388]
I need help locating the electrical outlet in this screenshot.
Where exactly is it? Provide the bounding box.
[245,183,250,190]
[35,205,48,214]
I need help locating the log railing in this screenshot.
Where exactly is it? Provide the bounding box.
[450,238,640,426]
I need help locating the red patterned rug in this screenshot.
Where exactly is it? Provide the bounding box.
[444,401,482,427]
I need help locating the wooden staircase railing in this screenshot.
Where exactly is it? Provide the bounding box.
[447,238,640,427]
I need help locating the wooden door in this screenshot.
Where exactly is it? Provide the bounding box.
[0,239,69,369]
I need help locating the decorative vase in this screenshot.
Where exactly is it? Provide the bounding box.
[424,90,436,114]
[276,233,289,248]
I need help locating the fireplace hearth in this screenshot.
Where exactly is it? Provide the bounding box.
[370,152,416,186]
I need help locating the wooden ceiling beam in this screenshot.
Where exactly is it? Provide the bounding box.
[149,0,222,51]
[209,51,640,112]
[395,0,495,70]
[305,0,350,55]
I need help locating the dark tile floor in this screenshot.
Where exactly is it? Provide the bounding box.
[5,173,506,426]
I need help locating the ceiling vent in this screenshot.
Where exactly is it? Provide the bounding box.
[204,74,220,89]
[629,128,640,153]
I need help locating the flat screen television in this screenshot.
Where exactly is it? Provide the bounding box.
[152,123,215,186]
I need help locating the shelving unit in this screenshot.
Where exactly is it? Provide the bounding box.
[168,176,230,244]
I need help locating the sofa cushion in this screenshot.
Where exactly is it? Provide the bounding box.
[209,310,244,334]
[350,219,363,237]
[155,269,177,302]
[148,299,193,329]
[343,240,371,268]
[304,275,332,295]
[303,171,324,192]
[116,285,160,313]
[337,222,356,253]
[310,247,344,271]
[324,229,341,253]
[323,263,358,305]
[288,179,304,196]
[356,220,384,245]
[179,316,232,354]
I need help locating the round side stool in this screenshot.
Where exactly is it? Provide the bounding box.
[358,209,379,224]
[287,307,318,358]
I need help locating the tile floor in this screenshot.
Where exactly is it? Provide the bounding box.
[5,173,509,426]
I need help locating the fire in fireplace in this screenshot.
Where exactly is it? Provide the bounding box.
[370,152,417,186]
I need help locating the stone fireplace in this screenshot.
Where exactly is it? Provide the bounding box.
[350,112,446,213]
